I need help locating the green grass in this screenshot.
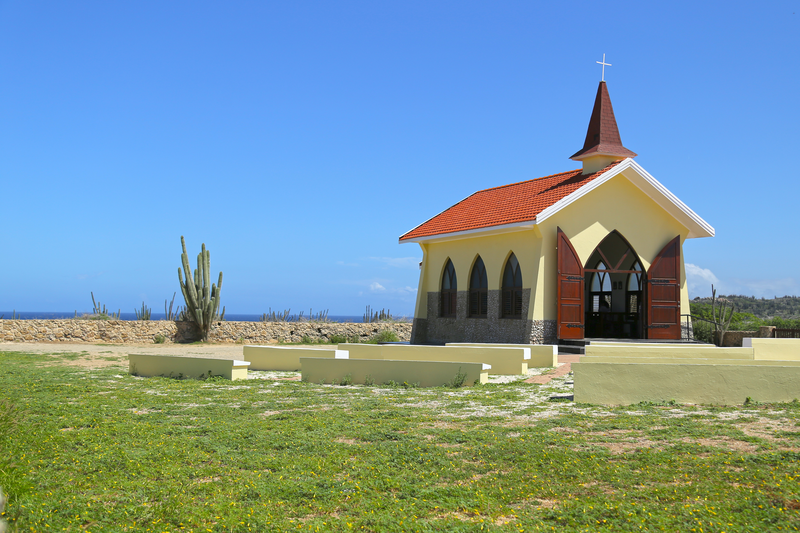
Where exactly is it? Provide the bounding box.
[1,350,800,531]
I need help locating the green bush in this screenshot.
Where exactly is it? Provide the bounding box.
[153,334,166,344]
[691,319,714,343]
[446,367,468,388]
[367,330,400,344]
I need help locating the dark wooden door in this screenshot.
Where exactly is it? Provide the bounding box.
[557,228,585,340]
[646,236,681,340]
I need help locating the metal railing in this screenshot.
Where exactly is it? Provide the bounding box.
[681,314,719,342]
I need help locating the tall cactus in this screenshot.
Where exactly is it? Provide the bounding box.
[178,236,225,341]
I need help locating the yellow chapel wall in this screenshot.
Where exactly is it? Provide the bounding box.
[413,228,543,321]
[411,171,693,325]
[535,171,691,321]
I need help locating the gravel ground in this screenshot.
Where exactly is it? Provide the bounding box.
[0,341,247,359]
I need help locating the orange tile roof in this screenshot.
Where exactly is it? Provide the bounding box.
[399,161,621,241]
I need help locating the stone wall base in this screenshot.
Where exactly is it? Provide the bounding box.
[0,319,411,345]
[530,320,557,344]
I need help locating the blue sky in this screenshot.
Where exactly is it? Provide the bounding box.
[1,1,798,316]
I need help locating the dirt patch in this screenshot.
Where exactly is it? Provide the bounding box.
[684,437,760,453]
[737,417,799,441]
[38,352,128,369]
[1,341,250,370]
[1,341,246,359]
[511,498,559,510]
[588,440,657,454]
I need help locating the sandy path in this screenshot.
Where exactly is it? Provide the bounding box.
[0,341,247,359]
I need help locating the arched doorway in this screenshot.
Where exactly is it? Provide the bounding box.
[583,231,644,339]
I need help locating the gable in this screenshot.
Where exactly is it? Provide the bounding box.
[399,158,713,244]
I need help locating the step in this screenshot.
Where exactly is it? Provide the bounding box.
[558,344,585,355]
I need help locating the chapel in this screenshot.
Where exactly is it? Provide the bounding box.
[399,78,714,345]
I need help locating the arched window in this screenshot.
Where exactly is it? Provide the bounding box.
[440,259,457,318]
[591,261,612,312]
[627,261,643,313]
[502,253,523,318]
[469,256,488,318]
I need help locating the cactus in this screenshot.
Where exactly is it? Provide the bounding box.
[134,302,152,321]
[91,292,120,320]
[165,292,183,321]
[260,308,295,322]
[363,305,392,323]
[178,236,225,341]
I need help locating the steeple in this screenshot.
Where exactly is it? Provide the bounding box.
[570,81,637,174]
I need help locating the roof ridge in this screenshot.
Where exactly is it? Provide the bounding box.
[472,168,582,195]
[398,161,625,242]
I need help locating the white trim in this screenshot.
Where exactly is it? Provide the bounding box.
[398,191,478,243]
[400,159,715,244]
[535,159,714,239]
[535,160,631,224]
[400,220,537,244]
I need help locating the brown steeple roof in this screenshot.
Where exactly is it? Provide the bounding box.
[570,81,637,161]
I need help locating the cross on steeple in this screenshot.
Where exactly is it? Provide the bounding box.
[596,53,611,82]
[570,74,637,172]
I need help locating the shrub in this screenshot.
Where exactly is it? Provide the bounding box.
[691,319,714,344]
[153,334,166,344]
[446,367,468,388]
[368,329,400,344]
[329,334,347,344]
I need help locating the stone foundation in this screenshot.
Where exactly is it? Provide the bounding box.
[530,320,557,344]
[411,290,534,344]
[0,319,411,345]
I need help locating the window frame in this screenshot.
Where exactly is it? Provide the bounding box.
[440,259,457,318]
[468,256,488,318]
[501,253,523,319]
[626,262,643,314]
[590,261,612,313]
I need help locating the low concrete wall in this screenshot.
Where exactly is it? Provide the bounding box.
[573,361,800,405]
[716,327,775,347]
[340,343,530,375]
[584,345,755,360]
[575,357,800,366]
[243,345,342,371]
[300,357,488,387]
[745,338,800,361]
[590,341,716,347]
[446,343,557,368]
[0,319,411,344]
[129,354,250,380]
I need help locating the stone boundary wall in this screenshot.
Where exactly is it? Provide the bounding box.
[0,319,412,345]
[717,326,775,347]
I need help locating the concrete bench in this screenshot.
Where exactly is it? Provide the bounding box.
[744,338,800,361]
[339,343,530,375]
[300,356,489,387]
[446,343,558,369]
[583,345,755,360]
[243,345,345,371]
[129,354,250,381]
[589,341,716,348]
[573,359,800,405]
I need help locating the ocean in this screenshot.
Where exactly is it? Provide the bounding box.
[0,311,370,323]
